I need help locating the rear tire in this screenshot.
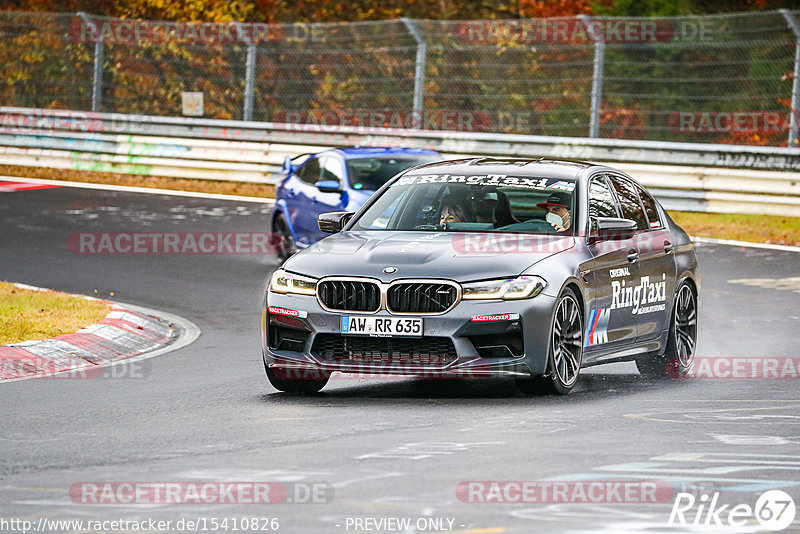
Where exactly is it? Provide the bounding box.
[636,281,697,379]
[516,288,583,395]
[265,364,329,394]
[272,214,297,262]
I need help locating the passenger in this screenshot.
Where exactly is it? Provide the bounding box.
[537,192,572,232]
[439,202,469,228]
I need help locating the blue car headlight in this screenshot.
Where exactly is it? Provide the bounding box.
[461,276,546,300]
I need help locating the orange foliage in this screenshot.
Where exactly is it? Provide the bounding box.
[600,106,648,140]
[518,0,593,18]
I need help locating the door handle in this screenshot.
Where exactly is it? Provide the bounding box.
[664,240,673,254]
[627,249,639,263]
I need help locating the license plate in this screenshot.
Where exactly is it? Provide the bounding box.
[340,316,423,337]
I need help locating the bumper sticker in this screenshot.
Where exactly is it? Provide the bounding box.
[470,313,521,322]
[268,306,308,318]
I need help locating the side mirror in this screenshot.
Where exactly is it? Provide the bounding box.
[594,217,637,241]
[281,156,296,175]
[318,211,354,234]
[316,180,343,194]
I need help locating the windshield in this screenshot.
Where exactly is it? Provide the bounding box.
[351,174,577,235]
[346,156,441,191]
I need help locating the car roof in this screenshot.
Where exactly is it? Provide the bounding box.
[403,157,598,180]
[324,147,442,159]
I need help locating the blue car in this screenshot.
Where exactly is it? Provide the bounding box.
[271,147,442,260]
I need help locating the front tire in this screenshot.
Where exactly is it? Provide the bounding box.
[271,214,297,262]
[636,281,697,379]
[265,364,330,394]
[517,288,584,395]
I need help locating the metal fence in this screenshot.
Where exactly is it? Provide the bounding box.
[1,10,799,147]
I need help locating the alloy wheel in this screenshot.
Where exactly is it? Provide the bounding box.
[674,283,697,369]
[551,293,583,388]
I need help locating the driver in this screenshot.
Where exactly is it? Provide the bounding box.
[470,189,499,225]
[537,192,572,232]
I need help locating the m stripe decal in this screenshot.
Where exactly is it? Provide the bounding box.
[585,309,600,347]
[585,308,610,347]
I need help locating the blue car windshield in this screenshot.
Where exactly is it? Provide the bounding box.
[351,175,577,235]
[346,156,441,191]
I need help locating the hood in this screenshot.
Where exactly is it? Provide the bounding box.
[283,231,574,282]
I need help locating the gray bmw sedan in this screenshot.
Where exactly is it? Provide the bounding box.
[262,158,699,395]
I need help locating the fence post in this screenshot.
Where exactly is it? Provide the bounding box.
[78,12,103,112]
[578,15,605,139]
[401,18,426,127]
[244,43,256,122]
[780,10,800,148]
[236,22,257,122]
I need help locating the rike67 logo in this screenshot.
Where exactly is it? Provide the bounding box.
[669,489,796,531]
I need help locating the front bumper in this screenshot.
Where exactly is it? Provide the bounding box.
[262,289,557,379]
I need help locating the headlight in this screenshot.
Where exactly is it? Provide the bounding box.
[269,269,317,295]
[461,276,546,300]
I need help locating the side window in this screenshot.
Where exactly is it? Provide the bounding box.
[297,157,321,184]
[609,176,648,231]
[635,184,662,229]
[588,175,619,219]
[320,156,345,184]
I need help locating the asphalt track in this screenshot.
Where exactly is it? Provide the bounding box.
[1,183,799,533]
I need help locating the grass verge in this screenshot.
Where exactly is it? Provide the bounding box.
[0,165,797,246]
[669,211,800,247]
[0,282,112,345]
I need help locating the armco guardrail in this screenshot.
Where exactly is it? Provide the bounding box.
[1,107,799,215]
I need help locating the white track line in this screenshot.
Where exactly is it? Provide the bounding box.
[691,236,800,253]
[0,175,275,204]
